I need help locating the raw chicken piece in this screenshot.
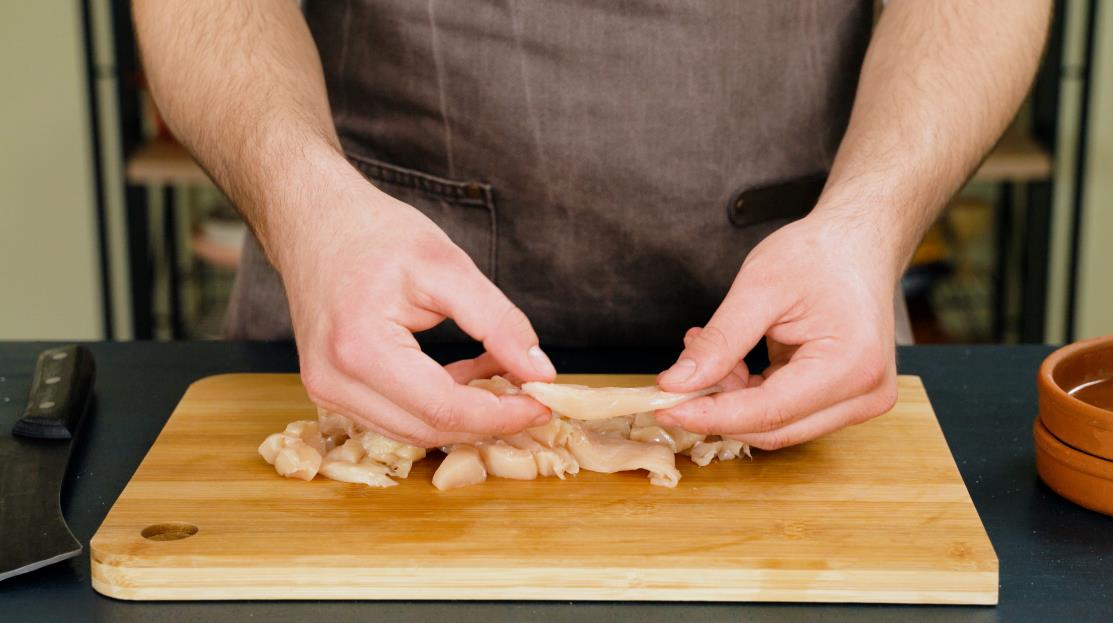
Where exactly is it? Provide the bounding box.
[468,375,521,395]
[317,408,357,450]
[630,413,706,452]
[525,416,574,447]
[688,440,722,467]
[502,432,580,479]
[717,438,751,461]
[521,382,718,420]
[319,438,398,488]
[258,420,328,480]
[477,441,539,480]
[669,427,708,453]
[283,420,328,456]
[319,459,397,488]
[565,423,681,488]
[273,443,322,480]
[432,445,487,491]
[536,447,580,479]
[582,415,634,437]
[266,376,753,491]
[629,424,678,451]
[355,431,426,478]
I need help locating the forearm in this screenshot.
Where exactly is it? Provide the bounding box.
[812,0,1051,277]
[132,0,357,271]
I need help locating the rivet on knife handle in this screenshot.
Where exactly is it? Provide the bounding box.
[13,345,95,440]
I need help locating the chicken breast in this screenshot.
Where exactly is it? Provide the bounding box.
[521,382,718,420]
[432,445,487,491]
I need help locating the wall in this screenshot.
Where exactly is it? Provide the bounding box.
[1076,1,1113,339]
[0,2,103,339]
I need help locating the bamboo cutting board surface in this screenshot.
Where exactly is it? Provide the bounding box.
[90,374,997,603]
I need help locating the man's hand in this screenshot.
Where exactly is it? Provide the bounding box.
[655,212,898,450]
[132,0,556,446]
[280,174,556,447]
[655,0,1049,448]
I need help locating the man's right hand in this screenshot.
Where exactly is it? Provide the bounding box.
[276,172,556,447]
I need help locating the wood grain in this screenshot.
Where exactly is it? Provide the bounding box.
[90,374,997,603]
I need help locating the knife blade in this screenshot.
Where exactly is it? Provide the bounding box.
[0,345,94,582]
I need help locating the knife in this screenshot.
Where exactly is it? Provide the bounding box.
[0,345,95,581]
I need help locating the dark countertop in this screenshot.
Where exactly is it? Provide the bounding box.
[1,342,1110,622]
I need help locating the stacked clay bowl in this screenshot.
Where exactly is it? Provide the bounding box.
[1036,336,1113,516]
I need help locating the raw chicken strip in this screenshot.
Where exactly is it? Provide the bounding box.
[565,423,682,488]
[521,382,718,420]
[432,445,487,491]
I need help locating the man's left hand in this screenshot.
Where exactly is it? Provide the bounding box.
[655,211,900,449]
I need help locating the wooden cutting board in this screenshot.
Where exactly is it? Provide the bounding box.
[90,374,997,604]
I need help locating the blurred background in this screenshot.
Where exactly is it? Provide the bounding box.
[1,1,1110,344]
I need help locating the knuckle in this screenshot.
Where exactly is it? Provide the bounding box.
[856,352,890,391]
[867,384,899,418]
[693,324,732,354]
[420,399,461,432]
[328,323,370,375]
[300,365,333,406]
[495,302,531,335]
[756,402,795,432]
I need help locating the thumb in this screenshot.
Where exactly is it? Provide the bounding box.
[426,261,556,383]
[658,282,782,392]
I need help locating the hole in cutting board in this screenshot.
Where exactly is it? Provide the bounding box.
[141,522,199,541]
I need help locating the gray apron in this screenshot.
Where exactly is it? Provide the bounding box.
[226,0,913,345]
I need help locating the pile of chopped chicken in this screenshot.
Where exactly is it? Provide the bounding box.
[259,376,749,490]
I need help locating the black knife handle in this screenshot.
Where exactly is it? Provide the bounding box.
[13,345,95,440]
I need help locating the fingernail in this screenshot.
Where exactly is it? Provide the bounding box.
[662,358,697,384]
[532,411,553,426]
[528,345,557,378]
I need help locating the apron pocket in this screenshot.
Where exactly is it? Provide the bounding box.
[727,172,827,228]
[347,153,498,281]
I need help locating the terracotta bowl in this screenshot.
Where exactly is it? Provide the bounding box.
[1034,417,1113,517]
[1038,336,1113,460]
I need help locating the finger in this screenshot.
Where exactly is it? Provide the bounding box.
[658,280,784,392]
[682,326,749,390]
[658,341,889,434]
[305,362,484,447]
[726,386,897,450]
[444,351,504,384]
[424,262,556,383]
[333,326,551,435]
